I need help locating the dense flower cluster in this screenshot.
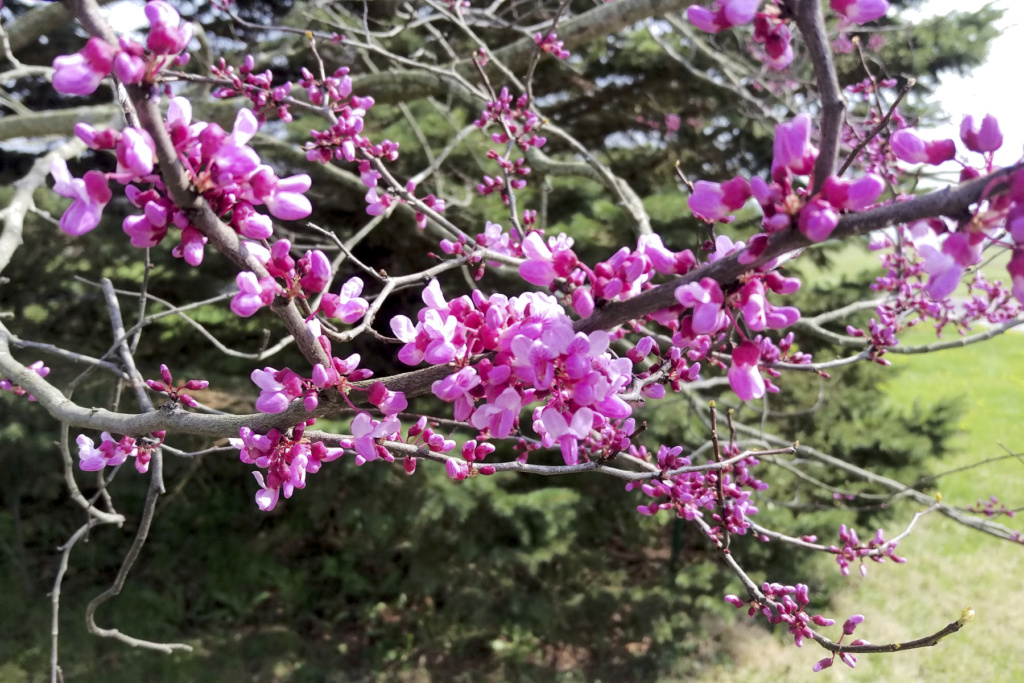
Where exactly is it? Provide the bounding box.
[298,66,447,223]
[725,586,869,670]
[231,419,345,511]
[54,94,312,269]
[688,114,885,243]
[390,281,645,464]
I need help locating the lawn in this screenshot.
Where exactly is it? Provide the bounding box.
[695,325,1024,681]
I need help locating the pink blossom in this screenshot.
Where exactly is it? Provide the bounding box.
[113,43,146,84]
[830,0,888,24]
[909,222,979,299]
[252,471,281,511]
[821,174,885,211]
[211,109,262,177]
[889,130,956,165]
[445,457,470,480]
[686,0,758,33]
[320,277,369,323]
[960,114,1003,153]
[251,367,303,413]
[52,37,116,96]
[172,225,207,266]
[843,614,864,635]
[432,366,481,421]
[519,232,578,286]
[541,406,595,465]
[50,159,112,236]
[764,25,794,70]
[755,17,794,70]
[688,177,751,223]
[231,271,275,317]
[299,249,331,293]
[232,203,274,239]
[75,432,156,473]
[77,434,125,471]
[75,123,121,150]
[637,234,687,275]
[115,128,156,179]
[264,174,313,220]
[469,386,522,438]
[144,0,194,55]
[367,381,408,415]
[772,114,818,177]
[798,199,840,242]
[728,341,765,401]
[572,287,595,318]
[351,413,400,465]
[813,658,833,672]
[534,32,570,59]
[675,277,725,334]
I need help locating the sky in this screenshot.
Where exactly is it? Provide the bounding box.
[906,0,1024,163]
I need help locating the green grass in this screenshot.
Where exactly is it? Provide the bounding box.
[694,326,1024,682]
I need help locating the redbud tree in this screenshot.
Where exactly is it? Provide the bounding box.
[0,0,1021,677]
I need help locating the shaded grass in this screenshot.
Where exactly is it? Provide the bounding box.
[695,327,1024,682]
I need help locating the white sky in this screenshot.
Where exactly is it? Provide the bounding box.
[907,0,1024,163]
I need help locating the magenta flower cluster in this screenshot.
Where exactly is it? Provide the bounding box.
[391,281,641,465]
[77,430,165,474]
[725,582,836,648]
[688,114,885,244]
[473,87,547,203]
[813,614,868,671]
[51,1,192,96]
[210,54,295,123]
[533,32,570,60]
[830,523,906,577]
[967,495,1016,518]
[229,239,337,318]
[687,1,795,69]
[231,419,345,511]
[628,443,768,538]
[53,92,312,270]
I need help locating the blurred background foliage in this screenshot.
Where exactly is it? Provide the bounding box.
[0,0,998,679]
